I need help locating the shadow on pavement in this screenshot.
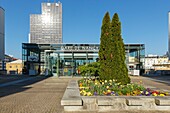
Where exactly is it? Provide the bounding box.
[0,75,49,98]
[141,75,170,86]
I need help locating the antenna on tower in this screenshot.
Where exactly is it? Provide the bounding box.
[47,0,50,3]
[54,0,56,3]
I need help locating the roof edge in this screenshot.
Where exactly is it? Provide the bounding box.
[0,6,5,11]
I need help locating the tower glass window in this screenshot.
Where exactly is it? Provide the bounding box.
[30,2,62,44]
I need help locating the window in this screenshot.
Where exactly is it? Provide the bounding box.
[47,3,51,6]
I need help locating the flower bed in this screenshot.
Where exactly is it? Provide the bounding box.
[61,80,170,112]
[79,78,169,96]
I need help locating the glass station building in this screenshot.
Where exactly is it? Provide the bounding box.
[22,43,145,76]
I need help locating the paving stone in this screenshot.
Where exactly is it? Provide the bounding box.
[1,76,170,113]
[67,82,79,89]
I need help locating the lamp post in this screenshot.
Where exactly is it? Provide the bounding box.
[56,53,59,77]
[49,56,53,76]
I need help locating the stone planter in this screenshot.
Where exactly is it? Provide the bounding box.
[61,80,170,112]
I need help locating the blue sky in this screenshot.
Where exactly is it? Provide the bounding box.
[0,0,170,58]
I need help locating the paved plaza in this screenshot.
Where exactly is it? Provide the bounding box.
[0,75,170,113]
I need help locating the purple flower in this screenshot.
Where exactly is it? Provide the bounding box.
[139,94,143,96]
[146,88,151,91]
[111,91,115,94]
[94,92,98,96]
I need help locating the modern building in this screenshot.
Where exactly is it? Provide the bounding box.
[23,1,145,76]
[144,54,170,75]
[22,43,145,76]
[29,1,62,44]
[144,54,168,70]
[0,7,5,71]
[169,12,170,59]
[6,59,22,74]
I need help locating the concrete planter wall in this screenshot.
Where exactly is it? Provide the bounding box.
[61,80,170,112]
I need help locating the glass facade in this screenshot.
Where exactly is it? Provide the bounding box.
[169,12,170,60]
[22,43,145,76]
[30,2,62,44]
[0,7,5,71]
[125,44,145,72]
[0,7,5,62]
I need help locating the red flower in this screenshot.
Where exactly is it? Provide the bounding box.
[152,91,159,95]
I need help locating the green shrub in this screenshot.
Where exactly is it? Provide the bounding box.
[78,62,100,78]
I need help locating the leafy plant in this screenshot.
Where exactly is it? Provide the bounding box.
[78,62,100,78]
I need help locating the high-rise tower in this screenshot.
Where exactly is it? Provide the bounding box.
[168,12,170,60]
[0,7,5,61]
[29,1,62,44]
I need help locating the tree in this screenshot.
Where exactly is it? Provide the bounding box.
[99,12,112,80]
[111,13,130,84]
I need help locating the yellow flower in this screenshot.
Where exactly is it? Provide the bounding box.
[145,91,149,95]
[79,87,84,89]
[159,94,165,96]
[107,90,111,93]
[87,92,92,96]
[105,80,107,83]
[133,91,137,94]
[102,82,104,85]
[83,92,87,96]
[109,80,112,82]
[106,86,109,89]
[117,82,121,85]
[95,82,98,85]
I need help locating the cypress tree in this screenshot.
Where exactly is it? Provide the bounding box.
[111,13,130,84]
[99,12,112,80]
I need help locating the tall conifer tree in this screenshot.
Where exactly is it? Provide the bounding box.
[111,13,130,84]
[99,12,112,80]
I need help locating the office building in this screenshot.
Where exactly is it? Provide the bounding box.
[29,1,62,44]
[22,43,145,76]
[168,12,170,59]
[0,7,5,71]
[23,2,145,76]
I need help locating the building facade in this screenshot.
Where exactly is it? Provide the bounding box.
[29,2,62,44]
[22,43,145,76]
[6,59,22,74]
[144,54,170,75]
[144,55,168,70]
[168,12,170,60]
[0,7,5,71]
